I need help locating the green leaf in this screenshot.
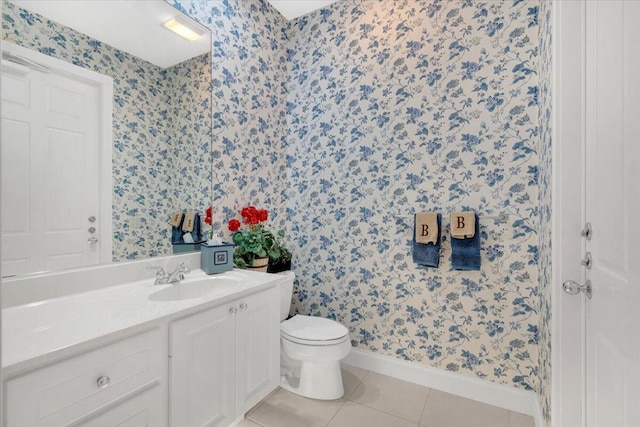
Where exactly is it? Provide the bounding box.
[267,248,280,259]
[232,232,243,245]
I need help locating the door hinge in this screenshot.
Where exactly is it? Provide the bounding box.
[580,222,592,240]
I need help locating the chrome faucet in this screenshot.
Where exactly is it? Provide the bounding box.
[167,262,191,283]
[148,262,191,285]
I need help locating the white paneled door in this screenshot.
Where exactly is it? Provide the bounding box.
[1,45,111,276]
[584,2,640,426]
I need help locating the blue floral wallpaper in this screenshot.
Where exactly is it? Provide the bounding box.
[286,0,541,391]
[164,53,213,217]
[168,0,290,235]
[537,0,553,425]
[2,2,212,261]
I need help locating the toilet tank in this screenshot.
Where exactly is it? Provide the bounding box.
[274,270,295,321]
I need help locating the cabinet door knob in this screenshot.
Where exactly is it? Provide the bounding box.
[239,303,248,311]
[96,376,110,389]
[228,307,237,315]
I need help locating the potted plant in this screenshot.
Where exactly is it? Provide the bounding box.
[228,206,275,272]
[267,230,292,273]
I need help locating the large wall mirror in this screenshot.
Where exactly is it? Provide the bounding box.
[1,0,212,278]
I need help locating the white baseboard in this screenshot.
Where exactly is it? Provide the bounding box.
[344,348,544,424]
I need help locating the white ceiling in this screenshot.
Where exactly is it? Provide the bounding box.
[12,0,210,69]
[267,0,339,20]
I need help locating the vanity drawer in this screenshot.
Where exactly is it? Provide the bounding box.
[5,327,166,426]
[75,383,165,427]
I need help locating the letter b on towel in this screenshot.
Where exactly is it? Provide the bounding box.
[451,211,476,239]
[415,212,439,244]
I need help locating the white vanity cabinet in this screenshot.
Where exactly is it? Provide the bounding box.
[4,327,167,426]
[3,268,281,427]
[169,286,279,427]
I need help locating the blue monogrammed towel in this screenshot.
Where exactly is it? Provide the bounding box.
[412,213,441,267]
[451,212,481,271]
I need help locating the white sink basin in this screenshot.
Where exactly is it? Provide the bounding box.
[149,278,240,301]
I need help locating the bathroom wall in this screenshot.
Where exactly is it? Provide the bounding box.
[286,0,541,392]
[4,0,551,404]
[2,2,212,260]
[168,0,290,233]
[164,53,213,211]
[537,0,553,424]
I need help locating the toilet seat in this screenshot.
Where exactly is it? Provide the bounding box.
[281,315,348,346]
[281,332,349,346]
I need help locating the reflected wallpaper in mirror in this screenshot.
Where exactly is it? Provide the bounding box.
[1,1,212,276]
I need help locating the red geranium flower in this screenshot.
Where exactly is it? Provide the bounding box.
[237,206,269,226]
[205,206,213,225]
[241,206,256,218]
[228,218,241,232]
[241,206,257,225]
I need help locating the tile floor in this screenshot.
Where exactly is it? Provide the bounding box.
[240,364,535,427]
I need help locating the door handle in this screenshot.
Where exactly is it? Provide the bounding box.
[563,279,592,299]
[88,237,99,244]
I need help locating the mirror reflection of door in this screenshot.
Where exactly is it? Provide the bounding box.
[1,46,113,277]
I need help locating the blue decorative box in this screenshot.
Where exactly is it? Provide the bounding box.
[200,242,234,274]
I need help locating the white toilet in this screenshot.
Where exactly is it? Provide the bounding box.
[277,271,351,400]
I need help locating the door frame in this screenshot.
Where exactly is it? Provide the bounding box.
[2,42,114,265]
[551,1,586,426]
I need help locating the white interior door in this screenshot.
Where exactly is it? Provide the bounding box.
[1,48,107,276]
[584,1,640,426]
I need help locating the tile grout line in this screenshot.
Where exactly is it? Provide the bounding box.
[347,372,432,425]
[245,386,280,423]
[325,371,369,427]
[325,369,367,426]
[322,397,348,426]
[418,387,433,427]
[245,417,268,427]
[337,400,424,427]
[344,369,368,400]
[345,398,425,425]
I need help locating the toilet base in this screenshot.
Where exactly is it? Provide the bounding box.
[280,360,344,400]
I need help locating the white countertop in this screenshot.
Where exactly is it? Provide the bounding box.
[2,269,281,375]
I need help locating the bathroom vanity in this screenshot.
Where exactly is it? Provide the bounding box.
[2,256,281,427]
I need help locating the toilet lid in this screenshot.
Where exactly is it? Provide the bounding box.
[281,315,348,341]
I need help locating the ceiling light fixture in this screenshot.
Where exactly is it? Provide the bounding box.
[163,16,206,41]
